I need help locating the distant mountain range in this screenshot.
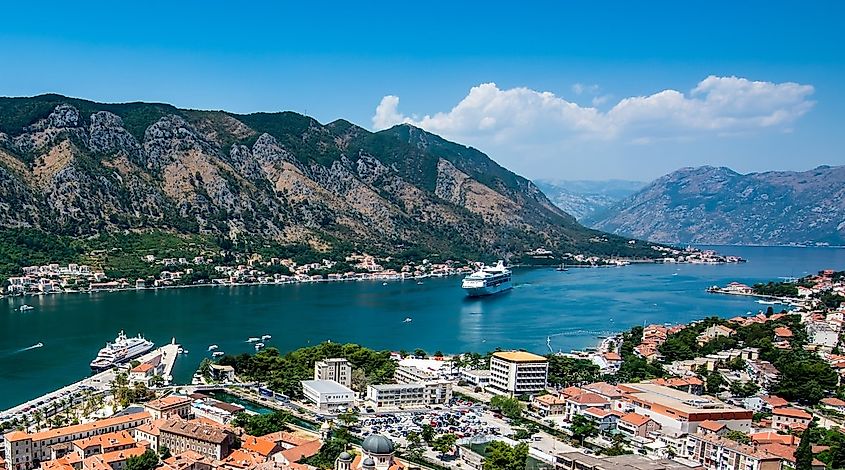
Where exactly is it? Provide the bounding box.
[584,165,845,246]
[533,179,645,221]
[0,94,659,273]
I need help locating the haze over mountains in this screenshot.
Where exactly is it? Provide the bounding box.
[583,165,845,246]
[0,94,659,262]
[533,180,645,221]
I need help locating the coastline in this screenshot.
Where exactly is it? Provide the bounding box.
[2,257,749,302]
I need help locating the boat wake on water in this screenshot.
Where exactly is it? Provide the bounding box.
[0,342,44,357]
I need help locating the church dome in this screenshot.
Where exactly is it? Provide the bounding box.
[362,458,376,468]
[361,434,394,455]
[338,452,353,462]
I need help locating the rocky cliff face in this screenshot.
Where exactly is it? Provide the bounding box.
[0,94,653,259]
[586,165,845,245]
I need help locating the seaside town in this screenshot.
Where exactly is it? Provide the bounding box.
[2,245,742,297]
[3,268,845,470]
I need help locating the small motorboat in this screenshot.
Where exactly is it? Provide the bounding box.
[261,334,272,340]
[19,304,34,312]
[382,282,388,286]
[247,337,260,343]
[208,344,219,351]
[403,317,413,323]
[212,351,225,357]
[254,342,265,350]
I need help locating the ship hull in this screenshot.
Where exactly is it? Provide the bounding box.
[90,343,155,371]
[463,280,513,297]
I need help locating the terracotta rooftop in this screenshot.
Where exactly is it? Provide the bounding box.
[773,407,812,420]
[620,413,652,427]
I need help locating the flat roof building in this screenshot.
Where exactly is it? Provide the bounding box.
[314,359,352,388]
[620,382,752,435]
[488,351,548,397]
[301,379,356,412]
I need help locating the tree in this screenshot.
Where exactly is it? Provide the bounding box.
[432,434,457,458]
[490,396,525,419]
[546,355,600,387]
[126,449,160,470]
[405,431,426,461]
[570,415,598,446]
[483,441,528,470]
[705,370,724,394]
[725,430,751,445]
[794,422,814,470]
[337,410,359,427]
[421,424,436,445]
[729,381,759,398]
[413,349,427,358]
[231,410,291,436]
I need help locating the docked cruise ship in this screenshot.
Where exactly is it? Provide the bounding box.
[90,330,155,371]
[461,261,512,297]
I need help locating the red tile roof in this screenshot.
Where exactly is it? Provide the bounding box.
[620,413,651,427]
[773,407,812,420]
[698,420,726,432]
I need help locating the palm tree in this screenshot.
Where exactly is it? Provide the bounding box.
[33,410,44,431]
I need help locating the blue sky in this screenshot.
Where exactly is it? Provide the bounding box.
[1,1,843,180]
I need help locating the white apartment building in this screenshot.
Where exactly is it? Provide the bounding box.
[301,379,356,412]
[314,358,352,387]
[366,380,452,409]
[488,351,548,396]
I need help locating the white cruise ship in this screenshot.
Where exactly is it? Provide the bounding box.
[461,261,512,297]
[90,330,155,371]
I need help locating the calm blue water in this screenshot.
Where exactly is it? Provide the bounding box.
[1,245,843,410]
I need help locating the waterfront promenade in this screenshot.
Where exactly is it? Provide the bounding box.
[0,342,180,420]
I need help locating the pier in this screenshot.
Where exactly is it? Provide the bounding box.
[0,342,181,422]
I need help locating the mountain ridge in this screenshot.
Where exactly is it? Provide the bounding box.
[586,165,845,246]
[0,94,658,276]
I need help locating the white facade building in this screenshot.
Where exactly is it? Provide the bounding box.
[301,379,356,412]
[314,358,353,387]
[488,351,548,396]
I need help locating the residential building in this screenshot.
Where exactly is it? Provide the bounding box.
[532,394,566,416]
[301,380,356,412]
[366,381,451,409]
[771,407,812,432]
[208,365,235,383]
[158,419,236,461]
[144,396,192,420]
[554,452,691,470]
[488,351,548,396]
[2,412,150,470]
[564,392,609,421]
[696,325,735,346]
[820,397,845,413]
[460,369,492,388]
[685,431,782,470]
[314,359,352,388]
[619,382,752,435]
[617,413,661,438]
[581,408,621,431]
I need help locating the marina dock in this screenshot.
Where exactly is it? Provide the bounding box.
[0,342,181,421]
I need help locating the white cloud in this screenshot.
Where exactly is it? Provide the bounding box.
[371,76,816,179]
[372,76,815,142]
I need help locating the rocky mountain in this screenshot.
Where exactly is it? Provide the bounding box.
[534,179,644,221]
[585,165,845,246]
[0,94,656,262]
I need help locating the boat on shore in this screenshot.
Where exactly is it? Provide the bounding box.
[461,261,512,297]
